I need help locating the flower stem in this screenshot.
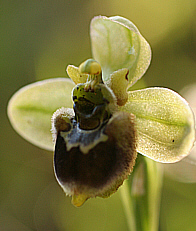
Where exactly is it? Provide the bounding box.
[120,155,163,231]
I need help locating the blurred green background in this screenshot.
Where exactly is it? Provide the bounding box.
[1,0,196,230]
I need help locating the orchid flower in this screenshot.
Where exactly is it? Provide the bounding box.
[7,16,195,210]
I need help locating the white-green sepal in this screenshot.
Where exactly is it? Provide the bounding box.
[7,78,75,151]
[90,15,151,88]
[120,87,195,163]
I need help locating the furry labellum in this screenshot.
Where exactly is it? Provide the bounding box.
[52,82,137,207]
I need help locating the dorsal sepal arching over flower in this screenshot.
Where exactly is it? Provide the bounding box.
[90,16,152,88]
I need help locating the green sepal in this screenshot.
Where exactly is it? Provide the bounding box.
[119,87,195,163]
[90,15,151,88]
[7,78,75,151]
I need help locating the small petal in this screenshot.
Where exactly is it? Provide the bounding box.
[120,87,195,163]
[7,78,75,151]
[66,65,88,84]
[106,68,129,106]
[90,15,151,87]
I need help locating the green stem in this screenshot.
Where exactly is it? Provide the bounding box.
[120,180,137,231]
[120,155,163,231]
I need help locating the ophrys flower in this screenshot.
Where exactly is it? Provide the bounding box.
[7,16,195,207]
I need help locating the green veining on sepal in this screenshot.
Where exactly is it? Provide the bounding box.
[7,78,75,151]
[90,16,151,87]
[120,87,195,163]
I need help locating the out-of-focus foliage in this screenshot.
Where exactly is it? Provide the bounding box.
[1,0,196,230]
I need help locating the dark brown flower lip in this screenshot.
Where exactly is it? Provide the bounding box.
[53,111,137,206]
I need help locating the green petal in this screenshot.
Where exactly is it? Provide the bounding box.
[120,87,195,163]
[106,68,129,106]
[66,65,88,84]
[90,16,151,87]
[7,78,75,151]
